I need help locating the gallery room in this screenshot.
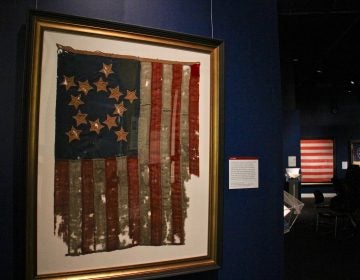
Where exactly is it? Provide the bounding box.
[1,1,360,279]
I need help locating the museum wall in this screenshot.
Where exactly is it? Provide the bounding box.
[282,94,360,185]
[0,1,283,279]
[282,110,301,173]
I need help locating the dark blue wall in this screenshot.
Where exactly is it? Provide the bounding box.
[0,1,283,279]
[213,1,283,279]
[283,110,301,170]
[281,61,360,189]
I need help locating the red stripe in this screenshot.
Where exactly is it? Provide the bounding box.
[301,153,333,156]
[127,156,140,245]
[229,157,258,160]
[171,64,184,244]
[189,63,200,177]
[301,159,333,163]
[54,160,69,245]
[301,139,333,144]
[301,165,333,169]
[302,172,334,175]
[105,158,119,251]
[149,62,163,246]
[81,159,95,253]
[149,163,162,245]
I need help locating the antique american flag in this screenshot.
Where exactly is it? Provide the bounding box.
[54,45,200,256]
[300,139,334,183]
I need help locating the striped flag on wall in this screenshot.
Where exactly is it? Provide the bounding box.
[54,45,200,256]
[300,139,334,183]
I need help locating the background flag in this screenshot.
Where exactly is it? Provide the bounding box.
[300,139,334,183]
[54,45,200,256]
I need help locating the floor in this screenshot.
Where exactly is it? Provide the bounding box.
[284,197,360,280]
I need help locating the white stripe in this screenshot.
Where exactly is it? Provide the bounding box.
[301,143,333,147]
[301,149,333,153]
[161,63,173,244]
[301,156,333,160]
[301,162,333,166]
[138,61,152,245]
[302,174,333,179]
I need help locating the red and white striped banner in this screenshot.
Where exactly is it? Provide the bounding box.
[300,139,334,183]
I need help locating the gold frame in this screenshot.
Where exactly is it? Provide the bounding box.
[350,140,360,166]
[26,10,223,279]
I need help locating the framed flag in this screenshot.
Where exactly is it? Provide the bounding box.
[300,139,335,184]
[25,10,223,280]
[350,140,360,166]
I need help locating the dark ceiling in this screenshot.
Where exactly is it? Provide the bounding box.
[278,0,360,111]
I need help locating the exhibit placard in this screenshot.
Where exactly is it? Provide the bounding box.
[229,157,259,189]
